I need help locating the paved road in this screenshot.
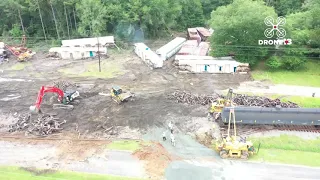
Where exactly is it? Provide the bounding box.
[166,159,320,180]
[0,141,146,178]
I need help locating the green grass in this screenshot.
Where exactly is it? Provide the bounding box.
[0,166,143,180]
[59,60,125,79]
[106,140,150,151]
[250,149,320,167]
[249,135,320,166]
[250,135,320,152]
[10,62,30,70]
[270,95,320,108]
[252,60,320,87]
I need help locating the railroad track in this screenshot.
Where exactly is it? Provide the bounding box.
[220,124,320,137]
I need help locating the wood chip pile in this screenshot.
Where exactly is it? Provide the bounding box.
[9,113,67,136]
[168,90,300,108]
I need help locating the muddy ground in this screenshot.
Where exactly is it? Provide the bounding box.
[0,48,250,139]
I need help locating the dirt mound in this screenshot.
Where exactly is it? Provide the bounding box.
[133,142,179,179]
[55,140,108,162]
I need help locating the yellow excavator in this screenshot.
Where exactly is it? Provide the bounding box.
[215,107,255,160]
[208,88,234,121]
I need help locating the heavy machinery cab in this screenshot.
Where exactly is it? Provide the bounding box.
[111,86,122,96]
[63,91,80,104]
[215,107,255,160]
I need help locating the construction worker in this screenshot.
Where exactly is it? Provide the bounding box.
[168,121,173,134]
[162,131,167,141]
[170,133,175,147]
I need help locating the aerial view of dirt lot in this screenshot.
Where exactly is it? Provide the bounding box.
[1,44,320,180]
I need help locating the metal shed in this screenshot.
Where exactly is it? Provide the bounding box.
[156,37,186,61]
[222,107,320,125]
[176,55,240,73]
[134,43,163,68]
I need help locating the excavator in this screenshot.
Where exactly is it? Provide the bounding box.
[208,88,234,121]
[29,86,80,114]
[215,107,255,160]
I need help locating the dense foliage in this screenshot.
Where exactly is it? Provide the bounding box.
[209,0,319,70]
[0,0,318,70]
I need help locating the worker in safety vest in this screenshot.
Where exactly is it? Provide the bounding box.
[162,131,167,141]
[168,121,173,134]
[170,133,175,146]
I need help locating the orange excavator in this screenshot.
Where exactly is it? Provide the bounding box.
[29,86,80,114]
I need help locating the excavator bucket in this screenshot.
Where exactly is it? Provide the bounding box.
[29,105,40,114]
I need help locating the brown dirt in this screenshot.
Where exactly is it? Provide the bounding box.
[133,142,180,179]
[0,50,251,140]
[55,140,108,162]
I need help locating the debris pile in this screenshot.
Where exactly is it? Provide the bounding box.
[168,90,300,108]
[53,80,78,91]
[9,113,66,136]
[233,93,300,108]
[167,91,221,105]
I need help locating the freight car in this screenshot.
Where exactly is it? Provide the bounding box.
[221,107,320,126]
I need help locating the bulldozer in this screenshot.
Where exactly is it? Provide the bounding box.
[110,86,134,104]
[215,107,255,160]
[208,88,234,121]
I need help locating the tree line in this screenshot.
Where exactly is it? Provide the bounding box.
[0,0,319,69]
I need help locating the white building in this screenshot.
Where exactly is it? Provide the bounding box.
[175,55,241,73]
[156,37,186,61]
[49,36,114,60]
[134,43,163,68]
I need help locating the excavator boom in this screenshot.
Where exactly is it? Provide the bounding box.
[30,86,64,113]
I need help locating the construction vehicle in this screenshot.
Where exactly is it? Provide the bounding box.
[208,88,234,121]
[4,35,35,61]
[30,86,80,114]
[215,107,255,160]
[110,86,134,104]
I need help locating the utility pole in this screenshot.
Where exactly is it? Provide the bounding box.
[97,37,101,72]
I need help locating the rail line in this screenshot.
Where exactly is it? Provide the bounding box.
[219,124,320,137]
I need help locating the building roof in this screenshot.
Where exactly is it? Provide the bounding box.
[196,27,212,37]
[156,37,186,55]
[177,41,209,56]
[175,55,236,61]
[62,36,114,47]
[177,40,198,55]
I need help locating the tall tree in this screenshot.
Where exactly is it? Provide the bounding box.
[64,2,70,39]
[209,0,277,65]
[201,0,233,18]
[264,0,303,16]
[287,0,320,48]
[76,0,107,36]
[27,0,47,40]
[176,0,205,29]
[49,0,60,39]
[1,0,26,35]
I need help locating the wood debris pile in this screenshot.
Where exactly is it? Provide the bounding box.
[8,113,66,136]
[167,90,221,105]
[53,80,78,91]
[232,93,300,108]
[168,90,300,108]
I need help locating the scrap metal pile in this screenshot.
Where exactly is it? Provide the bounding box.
[8,113,66,136]
[168,90,300,108]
